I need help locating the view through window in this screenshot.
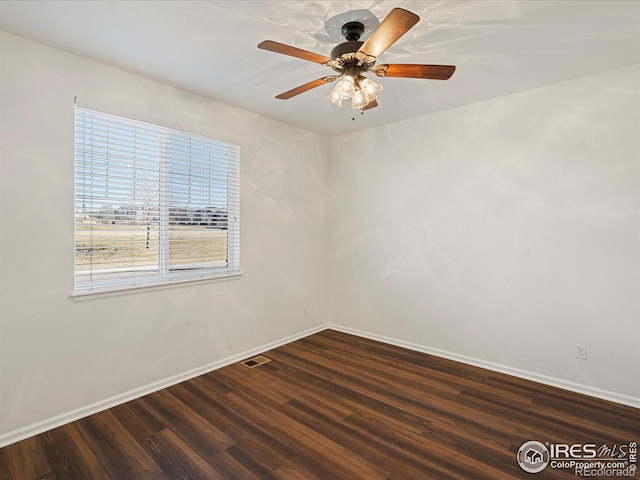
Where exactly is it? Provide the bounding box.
[74,106,240,293]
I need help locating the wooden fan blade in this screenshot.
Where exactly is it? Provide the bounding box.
[358,8,419,59]
[258,40,330,64]
[375,64,456,80]
[275,76,336,100]
[361,99,378,111]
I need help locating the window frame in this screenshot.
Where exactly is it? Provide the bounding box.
[73,106,240,295]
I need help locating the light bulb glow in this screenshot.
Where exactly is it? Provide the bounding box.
[351,88,369,109]
[337,76,355,98]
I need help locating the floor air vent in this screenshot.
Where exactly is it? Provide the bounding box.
[240,355,272,368]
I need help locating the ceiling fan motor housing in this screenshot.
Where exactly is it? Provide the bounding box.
[332,21,365,62]
[330,40,364,60]
[328,21,377,74]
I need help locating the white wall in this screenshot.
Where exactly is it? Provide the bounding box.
[0,31,329,442]
[1,30,638,445]
[328,65,640,402]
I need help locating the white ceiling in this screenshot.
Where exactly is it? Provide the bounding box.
[1,0,639,137]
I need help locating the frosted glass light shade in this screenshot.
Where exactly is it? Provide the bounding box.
[337,76,355,98]
[360,78,383,102]
[325,75,381,109]
[327,85,343,106]
[351,89,369,109]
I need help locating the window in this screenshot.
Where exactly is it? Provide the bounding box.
[74,106,240,294]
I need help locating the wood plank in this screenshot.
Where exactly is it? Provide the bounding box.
[141,429,227,480]
[109,398,167,442]
[38,424,111,480]
[274,452,359,480]
[347,408,519,479]
[302,333,466,397]
[0,436,52,480]
[142,388,234,458]
[279,399,461,479]
[223,390,391,480]
[270,344,523,442]
[76,410,166,480]
[215,363,292,408]
[208,447,266,480]
[170,382,295,472]
[221,360,353,422]
[273,361,433,435]
[274,458,312,480]
[222,443,282,480]
[274,337,616,452]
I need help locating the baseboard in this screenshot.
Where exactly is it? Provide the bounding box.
[0,323,330,448]
[329,324,640,409]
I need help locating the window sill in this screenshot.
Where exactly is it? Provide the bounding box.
[71,271,243,300]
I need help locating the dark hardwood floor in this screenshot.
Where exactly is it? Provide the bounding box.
[1,329,638,479]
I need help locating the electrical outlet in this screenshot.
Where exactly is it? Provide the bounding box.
[304,305,308,315]
[576,344,587,360]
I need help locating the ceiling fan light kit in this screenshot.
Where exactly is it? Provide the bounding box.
[327,73,383,109]
[258,8,456,113]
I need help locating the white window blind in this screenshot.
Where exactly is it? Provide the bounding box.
[74,106,240,294]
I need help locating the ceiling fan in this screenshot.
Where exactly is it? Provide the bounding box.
[257,7,456,112]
